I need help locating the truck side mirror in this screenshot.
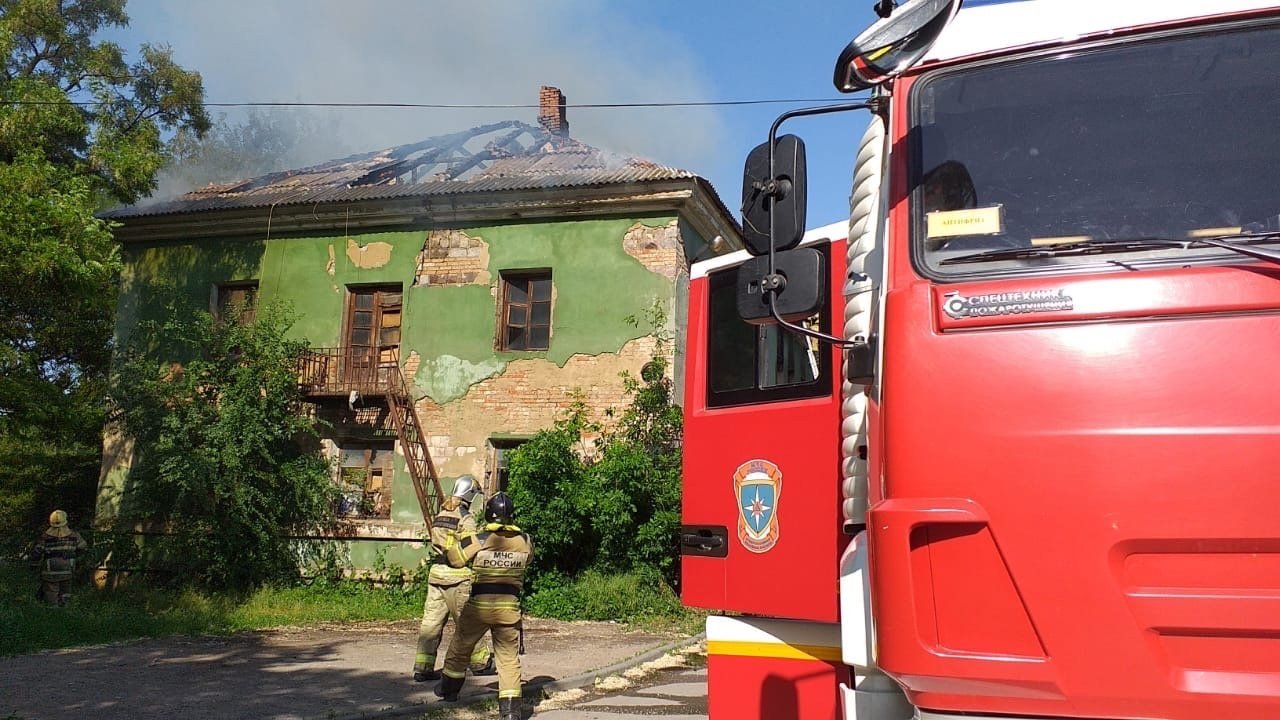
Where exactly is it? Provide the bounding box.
[741,134,807,256]
[736,247,826,325]
[833,0,961,92]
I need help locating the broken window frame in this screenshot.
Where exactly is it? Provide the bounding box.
[343,284,404,385]
[213,281,259,326]
[498,270,552,352]
[335,439,395,520]
[486,437,530,494]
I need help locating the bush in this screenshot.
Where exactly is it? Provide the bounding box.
[523,569,684,623]
[107,302,339,591]
[506,303,684,607]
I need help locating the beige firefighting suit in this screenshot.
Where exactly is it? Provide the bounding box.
[441,524,534,700]
[413,503,491,675]
[34,526,87,605]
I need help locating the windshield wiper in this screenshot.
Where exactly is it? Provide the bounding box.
[939,232,1280,266]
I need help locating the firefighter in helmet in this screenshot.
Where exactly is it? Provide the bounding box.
[34,510,87,606]
[435,492,533,720]
[412,475,494,682]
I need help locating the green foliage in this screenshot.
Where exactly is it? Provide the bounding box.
[523,569,686,624]
[0,560,424,656]
[507,302,684,605]
[108,303,340,591]
[0,0,209,553]
[504,406,593,578]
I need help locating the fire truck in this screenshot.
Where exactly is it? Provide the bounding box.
[679,1,1280,719]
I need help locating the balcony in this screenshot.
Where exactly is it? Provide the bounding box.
[298,347,409,399]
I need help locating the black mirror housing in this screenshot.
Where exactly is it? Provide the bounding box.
[833,0,960,92]
[741,134,807,256]
[736,247,827,325]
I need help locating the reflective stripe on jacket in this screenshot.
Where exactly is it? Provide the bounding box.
[36,530,86,582]
[445,527,533,622]
[427,506,476,586]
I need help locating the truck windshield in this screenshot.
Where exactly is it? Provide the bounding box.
[912,22,1280,276]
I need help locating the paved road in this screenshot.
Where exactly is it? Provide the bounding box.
[530,654,707,719]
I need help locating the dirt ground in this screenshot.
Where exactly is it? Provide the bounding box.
[0,617,677,720]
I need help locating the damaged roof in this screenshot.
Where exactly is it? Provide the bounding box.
[104,120,707,219]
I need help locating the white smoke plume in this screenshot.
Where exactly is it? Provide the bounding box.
[123,0,732,199]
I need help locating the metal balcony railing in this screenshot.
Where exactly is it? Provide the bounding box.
[298,347,409,399]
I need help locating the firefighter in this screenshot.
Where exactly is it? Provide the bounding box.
[34,510,87,606]
[412,475,493,682]
[435,492,532,720]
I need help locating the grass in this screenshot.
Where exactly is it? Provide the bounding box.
[0,562,705,657]
[0,561,424,656]
[524,569,706,634]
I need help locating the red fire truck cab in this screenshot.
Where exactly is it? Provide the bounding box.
[681,2,1280,719]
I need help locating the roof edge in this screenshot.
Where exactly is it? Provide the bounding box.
[107,179,743,249]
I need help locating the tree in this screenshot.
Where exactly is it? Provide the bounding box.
[0,0,208,548]
[109,303,338,590]
[507,305,684,589]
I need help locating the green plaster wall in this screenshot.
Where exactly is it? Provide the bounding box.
[111,213,681,570]
[342,539,429,572]
[116,237,266,351]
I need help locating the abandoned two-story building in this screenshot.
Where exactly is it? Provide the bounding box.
[96,87,741,569]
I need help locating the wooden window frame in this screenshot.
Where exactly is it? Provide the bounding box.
[342,285,404,385]
[213,281,259,325]
[335,439,394,520]
[498,270,552,352]
[486,437,530,494]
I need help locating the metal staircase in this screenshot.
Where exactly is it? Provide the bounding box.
[299,347,444,523]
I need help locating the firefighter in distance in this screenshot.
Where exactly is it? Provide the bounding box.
[412,475,493,682]
[435,491,533,720]
[34,510,87,606]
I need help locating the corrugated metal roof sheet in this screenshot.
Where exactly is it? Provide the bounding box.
[104,120,703,220]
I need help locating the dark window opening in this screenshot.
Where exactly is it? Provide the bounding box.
[336,440,394,519]
[706,245,832,408]
[215,281,258,325]
[500,271,552,351]
[487,438,528,494]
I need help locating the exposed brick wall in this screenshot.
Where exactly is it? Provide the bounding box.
[623,221,684,280]
[415,229,492,286]
[412,336,663,479]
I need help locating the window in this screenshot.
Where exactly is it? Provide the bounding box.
[345,286,402,384]
[486,437,529,493]
[912,24,1280,278]
[499,271,552,351]
[706,246,832,408]
[336,440,393,519]
[214,281,258,325]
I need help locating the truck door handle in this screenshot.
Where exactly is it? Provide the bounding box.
[680,525,729,558]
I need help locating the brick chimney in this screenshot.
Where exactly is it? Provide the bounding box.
[538,86,568,137]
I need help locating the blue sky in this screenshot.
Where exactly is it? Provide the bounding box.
[117,1,883,227]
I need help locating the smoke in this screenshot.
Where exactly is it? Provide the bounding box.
[124,0,731,199]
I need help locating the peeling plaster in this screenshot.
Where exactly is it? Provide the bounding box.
[326,244,336,276]
[413,336,661,479]
[414,354,507,404]
[415,229,492,286]
[346,237,393,268]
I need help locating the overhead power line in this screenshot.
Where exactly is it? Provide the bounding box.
[6,97,860,109]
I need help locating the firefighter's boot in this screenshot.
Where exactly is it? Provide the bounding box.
[469,654,496,676]
[435,674,464,702]
[498,697,519,720]
[413,668,440,682]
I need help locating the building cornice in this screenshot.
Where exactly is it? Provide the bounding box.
[109,178,743,251]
